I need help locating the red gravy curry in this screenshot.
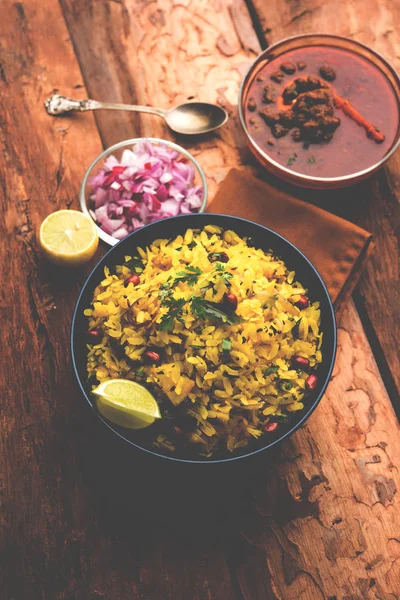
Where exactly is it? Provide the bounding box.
[245,46,399,178]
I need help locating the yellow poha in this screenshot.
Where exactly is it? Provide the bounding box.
[84,225,323,456]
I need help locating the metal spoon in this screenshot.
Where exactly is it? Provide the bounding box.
[44,94,228,135]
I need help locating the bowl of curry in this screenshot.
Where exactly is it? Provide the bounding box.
[239,34,400,189]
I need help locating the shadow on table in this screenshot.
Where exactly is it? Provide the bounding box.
[78,415,281,546]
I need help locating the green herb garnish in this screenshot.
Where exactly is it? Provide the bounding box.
[159,281,172,301]
[287,153,298,166]
[214,262,233,286]
[124,255,144,273]
[222,338,232,354]
[160,298,186,331]
[190,297,245,325]
[264,365,279,377]
[279,380,293,392]
[269,414,290,423]
[307,155,316,164]
[292,318,302,340]
[174,265,202,287]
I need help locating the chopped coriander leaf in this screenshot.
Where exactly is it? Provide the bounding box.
[190,297,245,325]
[214,262,233,286]
[287,153,298,166]
[160,298,186,331]
[307,155,316,164]
[264,365,279,376]
[174,265,202,286]
[124,255,144,273]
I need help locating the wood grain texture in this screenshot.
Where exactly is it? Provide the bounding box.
[60,0,260,198]
[0,2,236,599]
[249,0,400,402]
[1,0,400,598]
[236,302,400,599]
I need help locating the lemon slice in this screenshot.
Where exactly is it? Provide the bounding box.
[39,210,99,266]
[92,379,161,430]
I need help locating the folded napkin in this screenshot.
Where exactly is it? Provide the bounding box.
[208,169,374,315]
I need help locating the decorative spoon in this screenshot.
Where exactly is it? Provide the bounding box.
[44,94,229,135]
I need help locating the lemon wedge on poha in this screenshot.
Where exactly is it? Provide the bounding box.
[92,379,161,430]
[39,210,98,266]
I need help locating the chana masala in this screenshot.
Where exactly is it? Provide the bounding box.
[245,45,399,177]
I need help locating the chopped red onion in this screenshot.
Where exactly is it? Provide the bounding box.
[88,140,204,240]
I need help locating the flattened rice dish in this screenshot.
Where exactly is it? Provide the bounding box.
[84,225,323,457]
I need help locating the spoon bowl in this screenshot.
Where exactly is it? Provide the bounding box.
[164,102,229,135]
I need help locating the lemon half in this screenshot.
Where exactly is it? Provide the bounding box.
[39,210,99,266]
[92,379,161,430]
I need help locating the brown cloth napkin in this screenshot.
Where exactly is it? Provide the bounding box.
[208,169,374,315]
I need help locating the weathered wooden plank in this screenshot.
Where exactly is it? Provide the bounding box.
[60,0,260,199]
[0,2,236,599]
[58,0,400,598]
[237,302,400,599]
[249,0,400,402]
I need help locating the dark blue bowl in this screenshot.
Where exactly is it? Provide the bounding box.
[71,213,337,465]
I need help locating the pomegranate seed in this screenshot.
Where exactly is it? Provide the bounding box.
[125,274,140,287]
[295,295,309,309]
[292,356,310,370]
[144,161,152,170]
[305,374,318,391]
[264,422,278,433]
[223,292,238,310]
[143,351,160,365]
[87,328,101,341]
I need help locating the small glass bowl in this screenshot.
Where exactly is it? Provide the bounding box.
[239,34,400,189]
[80,138,208,246]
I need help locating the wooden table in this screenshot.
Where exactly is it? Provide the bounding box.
[2,1,400,598]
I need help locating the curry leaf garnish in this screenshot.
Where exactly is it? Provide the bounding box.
[124,255,144,273]
[264,365,279,377]
[214,263,233,286]
[160,298,186,331]
[190,297,245,325]
[269,414,290,424]
[174,265,202,287]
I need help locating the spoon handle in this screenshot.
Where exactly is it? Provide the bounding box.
[44,94,165,117]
